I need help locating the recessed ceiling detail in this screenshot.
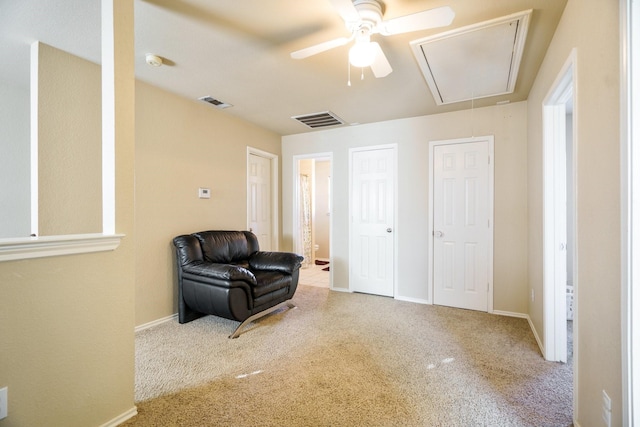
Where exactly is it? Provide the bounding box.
[291,111,345,129]
[410,9,532,105]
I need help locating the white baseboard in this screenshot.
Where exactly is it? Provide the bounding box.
[394,295,430,305]
[99,406,137,427]
[492,310,527,318]
[135,313,178,333]
[526,315,545,356]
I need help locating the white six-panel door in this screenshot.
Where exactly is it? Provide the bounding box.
[350,146,396,297]
[248,152,272,250]
[432,140,491,311]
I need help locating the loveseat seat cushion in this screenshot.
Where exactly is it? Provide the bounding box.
[251,270,291,298]
[182,261,257,286]
[194,231,259,264]
[249,252,303,274]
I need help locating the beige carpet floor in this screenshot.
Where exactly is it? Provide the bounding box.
[123,285,573,426]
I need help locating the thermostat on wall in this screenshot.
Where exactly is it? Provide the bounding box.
[198,187,211,199]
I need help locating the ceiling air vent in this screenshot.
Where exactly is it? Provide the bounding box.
[410,9,532,105]
[199,96,233,109]
[292,111,345,129]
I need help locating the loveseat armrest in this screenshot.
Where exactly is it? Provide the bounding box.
[182,262,257,286]
[249,252,304,274]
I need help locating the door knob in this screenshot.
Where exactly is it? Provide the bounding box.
[386,228,393,233]
[434,230,444,238]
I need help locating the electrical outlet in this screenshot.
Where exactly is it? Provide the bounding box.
[530,288,535,302]
[0,386,7,419]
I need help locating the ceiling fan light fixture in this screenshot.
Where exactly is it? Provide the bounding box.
[292,0,455,79]
[349,41,377,68]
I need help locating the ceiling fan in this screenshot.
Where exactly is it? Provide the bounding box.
[290,0,455,78]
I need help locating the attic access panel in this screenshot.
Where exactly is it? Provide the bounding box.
[410,10,532,105]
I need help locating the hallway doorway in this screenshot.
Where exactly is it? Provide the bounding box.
[543,49,576,365]
[293,154,332,288]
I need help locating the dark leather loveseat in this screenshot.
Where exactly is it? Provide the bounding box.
[173,230,303,338]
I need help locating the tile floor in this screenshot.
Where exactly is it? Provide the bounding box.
[298,262,330,288]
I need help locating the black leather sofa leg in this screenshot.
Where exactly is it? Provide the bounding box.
[229,300,296,339]
[179,303,206,324]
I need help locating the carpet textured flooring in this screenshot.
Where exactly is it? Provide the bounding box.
[123,285,573,426]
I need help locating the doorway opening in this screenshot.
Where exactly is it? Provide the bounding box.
[542,50,576,366]
[293,154,332,288]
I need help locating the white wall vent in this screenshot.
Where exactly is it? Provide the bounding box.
[198,96,233,109]
[410,9,532,105]
[292,111,345,129]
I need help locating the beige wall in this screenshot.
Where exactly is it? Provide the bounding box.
[0,1,136,426]
[526,0,621,424]
[283,101,528,313]
[37,42,102,236]
[134,81,282,327]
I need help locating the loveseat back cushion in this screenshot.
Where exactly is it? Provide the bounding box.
[173,234,204,266]
[194,230,260,264]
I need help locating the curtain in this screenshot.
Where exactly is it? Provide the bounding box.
[300,174,312,268]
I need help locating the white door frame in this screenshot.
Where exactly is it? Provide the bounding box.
[428,136,494,310]
[621,0,639,423]
[542,49,577,365]
[348,144,398,296]
[247,147,279,250]
[292,153,333,286]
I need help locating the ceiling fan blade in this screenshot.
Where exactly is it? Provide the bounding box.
[380,6,455,36]
[369,42,392,78]
[328,0,360,23]
[291,37,351,59]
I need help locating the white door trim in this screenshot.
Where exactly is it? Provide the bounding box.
[292,152,334,288]
[348,144,398,296]
[428,136,494,311]
[621,0,638,423]
[247,147,279,250]
[542,49,577,364]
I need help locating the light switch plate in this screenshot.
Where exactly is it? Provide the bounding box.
[198,188,211,199]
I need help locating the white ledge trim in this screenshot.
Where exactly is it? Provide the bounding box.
[0,233,125,262]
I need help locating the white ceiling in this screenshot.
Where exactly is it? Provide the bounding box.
[1,0,567,136]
